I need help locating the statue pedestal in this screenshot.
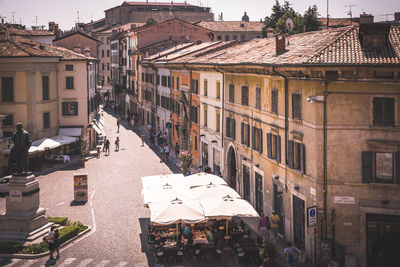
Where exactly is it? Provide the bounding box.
[0,173,51,242]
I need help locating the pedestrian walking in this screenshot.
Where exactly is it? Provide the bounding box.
[271,210,280,242]
[97,146,101,159]
[164,144,170,161]
[147,123,152,134]
[105,139,110,155]
[117,118,120,133]
[141,133,145,147]
[284,242,296,267]
[48,226,56,260]
[175,142,180,158]
[53,228,60,259]
[163,132,168,143]
[160,144,164,163]
[102,137,107,152]
[258,213,268,241]
[130,117,135,129]
[299,244,307,267]
[150,134,155,147]
[115,137,120,151]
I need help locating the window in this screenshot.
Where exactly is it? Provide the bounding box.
[292,93,302,119]
[256,86,261,109]
[204,79,208,96]
[190,106,198,123]
[225,36,230,41]
[192,79,199,94]
[66,77,74,89]
[62,102,78,116]
[362,151,400,184]
[194,135,198,151]
[1,77,13,102]
[233,35,238,40]
[216,81,221,99]
[267,133,281,162]
[203,105,208,127]
[271,89,278,114]
[172,77,175,89]
[102,50,104,57]
[217,35,222,40]
[216,110,220,132]
[213,148,221,175]
[43,112,50,129]
[161,75,168,87]
[3,114,13,126]
[42,76,49,101]
[177,77,180,89]
[229,84,235,103]
[65,64,73,71]
[252,126,263,153]
[107,63,110,71]
[107,50,110,57]
[225,117,236,139]
[241,85,248,106]
[287,140,305,173]
[102,63,105,71]
[373,97,395,126]
[241,122,250,147]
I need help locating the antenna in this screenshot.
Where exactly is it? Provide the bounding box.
[76,11,80,24]
[35,16,38,26]
[12,11,15,24]
[345,5,356,20]
[379,13,393,21]
[326,0,329,28]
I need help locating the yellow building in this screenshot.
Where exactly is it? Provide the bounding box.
[167,24,400,266]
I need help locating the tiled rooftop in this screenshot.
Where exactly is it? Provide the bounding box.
[165,26,400,66]
[196,21,264,33]
[124,1,196,7]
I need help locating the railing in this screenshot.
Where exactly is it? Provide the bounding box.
[374,174,394,184]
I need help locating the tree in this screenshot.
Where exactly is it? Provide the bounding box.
[303,5,323,32]
[262,0,284,37]
[275,9,304,34]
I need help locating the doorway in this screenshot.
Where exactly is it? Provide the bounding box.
[273,183,285,235]
[243,165,250,202]
[293,195,305,246]
[255,172,263,214]
[227,147,236,190]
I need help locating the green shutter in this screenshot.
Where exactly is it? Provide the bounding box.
[247,124,250,147]
[232,119,236,140]
[259,129,263,154]
[252,126,255,149]
[267,133,272,159]
[277,135,281,163]
[74,102,78,115]
[241,122,244,144]
[226,117,230,137]
[300,144,306,174]
[395,152,400,184]
[288,140,294,169]
[362,151,373,183]
[62,103,66,115]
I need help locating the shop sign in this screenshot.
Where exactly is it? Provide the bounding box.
[74,173,88,202]
[334,196,355,204]
[307,206,317,227]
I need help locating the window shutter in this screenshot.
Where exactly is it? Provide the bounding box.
[62,103,66,115]
[362,151,373,183]
[241,122,244,144]
[267,133,272,159]
[384,98,395,126]
[300,143,306,174]
[288,140,294,169]
[395,152,400,185]
[74,102,78,115]
[277,135,281,163]
[247,125,250,147]
[259,129,263,154]
[226,117,230,137]
[232,119,236,140]
[252,126,255,149]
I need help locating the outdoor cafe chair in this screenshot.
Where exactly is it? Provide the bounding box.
[175,249,185,264]
[155,248,165,264]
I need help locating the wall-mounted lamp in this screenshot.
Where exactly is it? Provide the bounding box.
[273,174,279,180]
[199,134,205,137]
[294,184,300,191]
[255,164,260,168]
[306,95,324,103]
[211,140,218,143]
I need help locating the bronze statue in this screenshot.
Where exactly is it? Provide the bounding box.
[9,123,31,174]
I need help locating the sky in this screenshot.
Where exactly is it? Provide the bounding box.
[1,0,399,30]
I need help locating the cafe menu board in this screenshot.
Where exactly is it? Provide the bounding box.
[73,173,88,202]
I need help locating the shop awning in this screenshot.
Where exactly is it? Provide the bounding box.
[1,135,77,155]
[58,127,82,137]
[92,123,102,135]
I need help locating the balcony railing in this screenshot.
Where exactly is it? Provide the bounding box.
[374,174,394,184]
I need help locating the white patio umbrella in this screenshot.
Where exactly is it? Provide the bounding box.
[190,183,240,200]
[141,174,185,189]
[185,173,228,188]
[149,198,207,226]
[142,184,191,205]
[200,195,260,220]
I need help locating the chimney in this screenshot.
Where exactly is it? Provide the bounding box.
[359,23,391,49]
[84,47,90,57]
[359,12,374,24]
[275,34,286,55]
[0,27,9,41]
[49,21,55,32]
[73,44,82,54]
[395,12,400,21]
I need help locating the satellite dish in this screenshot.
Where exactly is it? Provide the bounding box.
[285,18,294,30]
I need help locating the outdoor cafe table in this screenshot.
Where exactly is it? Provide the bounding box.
[193,237,208,245]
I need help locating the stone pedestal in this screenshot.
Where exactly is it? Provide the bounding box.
[0,173,50,241]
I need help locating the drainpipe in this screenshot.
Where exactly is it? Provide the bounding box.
[214,66,225,177]
[183,64,193,152]
[323,81,329,239]
[272,68,289,192]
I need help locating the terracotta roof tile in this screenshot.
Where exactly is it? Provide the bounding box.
[196,21,263,33]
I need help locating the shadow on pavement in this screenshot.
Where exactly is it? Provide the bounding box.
[138,217,155,266]
[70,200,88,206]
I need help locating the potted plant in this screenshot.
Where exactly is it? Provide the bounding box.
[178,150,192,175]
[259,240,276,267]
[78,138,87,167]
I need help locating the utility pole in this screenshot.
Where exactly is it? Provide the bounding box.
[326,0,329,28]
[345,5,356,21]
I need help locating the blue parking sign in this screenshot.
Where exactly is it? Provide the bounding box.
[307,206,317,227]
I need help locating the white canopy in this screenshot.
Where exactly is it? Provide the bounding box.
[149,198,207,226]
[142,184,191,205]
[200,195,260,220]
[185,173,228,188]
[1,135,77,155]
[141,174,185,189]
[190,183,241,200]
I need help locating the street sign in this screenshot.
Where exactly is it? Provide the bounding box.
[307,206,317,227]
[73,173,88,202]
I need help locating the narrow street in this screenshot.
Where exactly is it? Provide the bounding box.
[0,110,261,267]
